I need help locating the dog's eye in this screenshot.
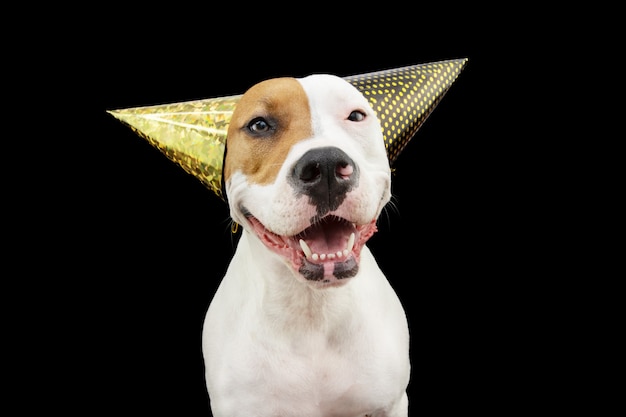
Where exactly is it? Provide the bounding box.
[247,117,271,133]
[348,110,366,122]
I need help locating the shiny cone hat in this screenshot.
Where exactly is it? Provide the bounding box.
[108,58,468,201]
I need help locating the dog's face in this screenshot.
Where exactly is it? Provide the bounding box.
[224,75,391,287]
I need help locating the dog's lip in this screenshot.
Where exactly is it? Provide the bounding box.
[245,214,377,269]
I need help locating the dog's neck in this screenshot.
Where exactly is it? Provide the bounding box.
[234,229,361,334]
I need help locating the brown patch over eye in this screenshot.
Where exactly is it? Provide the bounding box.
[225,78,313,185]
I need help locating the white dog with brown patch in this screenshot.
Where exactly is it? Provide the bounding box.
[202,75,410,416]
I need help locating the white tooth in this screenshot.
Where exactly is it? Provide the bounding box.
[302,238,357,262]
[347,232,355,252]
[299,239,312,259]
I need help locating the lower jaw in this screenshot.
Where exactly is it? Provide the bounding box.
[296,255,359,285]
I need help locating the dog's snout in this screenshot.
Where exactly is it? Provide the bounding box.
[291,146,359,214]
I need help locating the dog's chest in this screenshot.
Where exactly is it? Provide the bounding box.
[205,262,408,414]
[231,333,399,415]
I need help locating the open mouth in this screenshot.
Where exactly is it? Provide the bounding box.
[245,213,378,283]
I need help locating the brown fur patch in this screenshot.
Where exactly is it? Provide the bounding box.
[224,78,312,186]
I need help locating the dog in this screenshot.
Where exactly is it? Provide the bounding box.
[202,74,410,416]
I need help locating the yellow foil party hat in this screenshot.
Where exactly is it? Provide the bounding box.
[108,58,467,201]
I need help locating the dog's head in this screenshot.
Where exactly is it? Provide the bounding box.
[224,75,391,287]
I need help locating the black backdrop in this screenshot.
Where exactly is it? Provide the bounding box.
[53,8,549,416]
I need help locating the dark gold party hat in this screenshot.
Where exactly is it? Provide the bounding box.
[345,58,468,165]
[108,58,467,201]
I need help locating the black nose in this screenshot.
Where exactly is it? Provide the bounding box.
[291,146,359,215]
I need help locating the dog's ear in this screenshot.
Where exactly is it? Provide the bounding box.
[108,59,468,200]
[221,138,229,206]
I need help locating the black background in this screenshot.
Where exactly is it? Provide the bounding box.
[38,6,575,416]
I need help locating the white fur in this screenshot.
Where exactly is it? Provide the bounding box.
[202,74,410,416]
